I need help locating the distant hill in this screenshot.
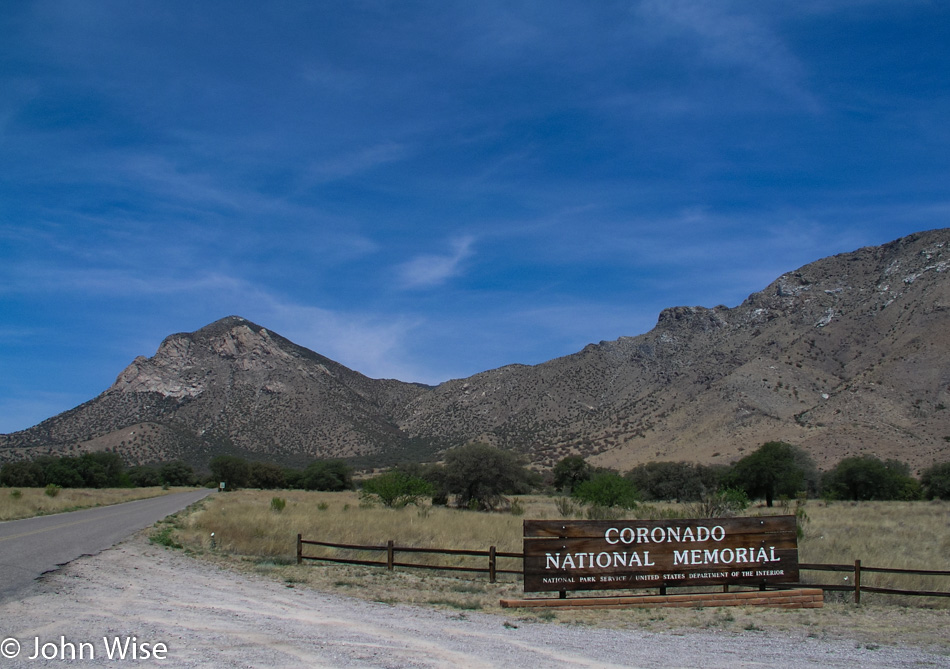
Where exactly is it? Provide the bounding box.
[3,229,949,473]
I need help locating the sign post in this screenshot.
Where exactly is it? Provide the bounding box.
[523,516,798,594]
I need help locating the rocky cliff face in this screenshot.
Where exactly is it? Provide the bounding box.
[0,317,430,466]
[3,229,949,472]
[388,229,950,472]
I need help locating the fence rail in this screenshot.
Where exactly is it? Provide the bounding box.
[297,535,522,583]
[296,535,950,602]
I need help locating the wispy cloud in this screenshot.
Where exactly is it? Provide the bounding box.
[304,142,410,183]
[396,236,476,289]
[637,0,820,112]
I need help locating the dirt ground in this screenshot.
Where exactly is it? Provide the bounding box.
[0,533,948,668]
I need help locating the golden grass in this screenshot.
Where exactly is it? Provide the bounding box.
[178,493,950,565]
[0,486,192,521]
[162,491,950,649]
[797,499,950,606]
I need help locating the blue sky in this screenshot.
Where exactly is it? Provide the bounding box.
[2,1,949,433]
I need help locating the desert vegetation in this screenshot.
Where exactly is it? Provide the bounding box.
[0,486,184,521]
[164,489,950,612]
[4,440,948,506]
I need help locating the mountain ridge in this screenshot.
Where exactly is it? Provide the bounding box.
[3,229,949,473]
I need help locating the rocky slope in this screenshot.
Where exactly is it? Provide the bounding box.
[395,229,950,472]
[2,229,949,472]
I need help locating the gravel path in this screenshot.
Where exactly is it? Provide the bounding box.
[0,534,946,668]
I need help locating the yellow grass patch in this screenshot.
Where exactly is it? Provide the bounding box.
[173,492,950,606]
[0,486,191,521]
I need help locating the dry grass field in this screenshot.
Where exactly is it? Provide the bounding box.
[0,486,190,521]
[146,491,950,651]
[173,492,950,572]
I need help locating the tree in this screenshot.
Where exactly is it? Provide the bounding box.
[299,460,353,491]
[209,455,251,490]
[725,441,817,507]
[442,443,535,511]
[247,461,286,489]
[625,461,722,502]
[159,460,197,487]
[0,460,44,487]
[821,456,921,501]
[360,470,434,508]
[76,452,127,488]
[128,465,161,487]
[571,472,639,509]
[552,455,592,493]
[38,456,84,488]
[921,462,950,500]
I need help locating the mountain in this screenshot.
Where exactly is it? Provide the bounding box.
[3,229,950,473]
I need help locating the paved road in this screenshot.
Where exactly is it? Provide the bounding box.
[0,489,210,602]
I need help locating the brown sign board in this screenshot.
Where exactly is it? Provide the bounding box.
[523,516,798,593]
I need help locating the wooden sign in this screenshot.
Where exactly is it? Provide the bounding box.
[523,516,798,593]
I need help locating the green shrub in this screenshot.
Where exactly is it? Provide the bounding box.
[625,461,724,502]
[299,460,354,491]
[360,470,433,508]
[9,489,22,500]
[0,460,44,487]
[270,497,287,512]
[44,483,61,498]
[149,525,182,549]
[821,456,921,501]
[571,472,639,510]
[686,487,749,518]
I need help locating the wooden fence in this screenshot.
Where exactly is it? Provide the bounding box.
[297,534,522,583]
[296,535,950,603]
[794,560,950,604]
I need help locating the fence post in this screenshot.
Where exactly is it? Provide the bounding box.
[297,533,302,565]
[489,546,497,583]
[387,540,394,571]
[854,559,862,605]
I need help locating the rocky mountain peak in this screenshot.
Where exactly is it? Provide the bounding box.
[2,229,949,471]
